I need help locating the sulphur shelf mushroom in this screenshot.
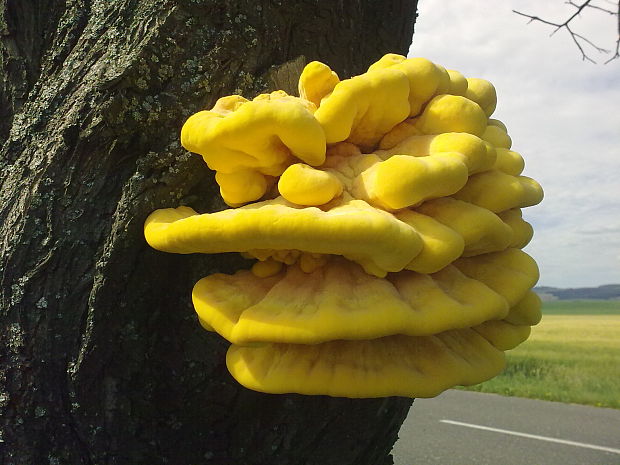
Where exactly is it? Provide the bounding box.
[144,54,543,398]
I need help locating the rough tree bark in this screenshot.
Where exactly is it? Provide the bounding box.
[0,1,418,464]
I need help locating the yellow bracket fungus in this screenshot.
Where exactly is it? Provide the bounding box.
[493,148,525,175]
[483,124,512,149]
[226,331,506,398]
[144,199,422,276]
[414,198,515,257]
[144,54,544,398]
[353,152,469,210]
[454,170,544,213]
[298,61,340,107]
[313,66,410,151]
[368,55,451,117]
[376,132,496,174]
[446,69,468,96]
[180,91,326,206]
[378,119,423,149]
[465,77,498,117]
[191,256,517,346]
[277,163,343,206]
[415,94,488,137]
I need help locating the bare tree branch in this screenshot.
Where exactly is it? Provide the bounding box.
[514,0,620,63]
[604,0,620,62]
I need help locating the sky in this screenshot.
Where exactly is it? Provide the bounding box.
[408,0,620,288]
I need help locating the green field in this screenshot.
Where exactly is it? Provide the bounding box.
[540,299,620,315]
[463,299,620,409]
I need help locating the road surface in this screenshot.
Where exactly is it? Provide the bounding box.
[392,390,620,465]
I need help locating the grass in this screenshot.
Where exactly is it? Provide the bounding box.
[540,299,620,315]
[462,299,620,409]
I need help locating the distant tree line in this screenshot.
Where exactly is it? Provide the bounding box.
[535,284,620,300]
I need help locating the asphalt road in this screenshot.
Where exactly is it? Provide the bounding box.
[392,390,620,465]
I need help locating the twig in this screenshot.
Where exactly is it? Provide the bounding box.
[604,0,620,62]
[513,0,619,63]
[569,26,609,62]
[566,0,618,15]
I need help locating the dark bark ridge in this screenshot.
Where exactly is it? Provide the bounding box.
[0,1,417,464]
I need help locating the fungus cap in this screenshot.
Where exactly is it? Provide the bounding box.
[192,257,516,346]
[465,78,497,116]
[376,132,496,174]
[181,96,326,172]
[226,330,506,398]
[382,56,448,116]
[447,69,468,96]
[278,163,343,206]
[454,170,544,212]
[353,152,469,210]
[298,61,340,107]
[313,67,410,150]
[144,200,424,276]
[415,95,488,137]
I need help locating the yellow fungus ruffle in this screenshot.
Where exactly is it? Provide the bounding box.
[144,200,423,276]
[180,92,326,206]
[226,330,506,398]
[369,55,450,117]
[415,94,488,137]
[376,132,496,175]
[277,163,343,206]
[192,255,534,345]
[313,66,410,150]
[465,78,497,117]
[454,170,544,213]
[493,148,525,175]
[298,61,340,107]
[145,53,544,398]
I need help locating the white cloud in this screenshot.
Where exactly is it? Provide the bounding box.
[409,0,620,287]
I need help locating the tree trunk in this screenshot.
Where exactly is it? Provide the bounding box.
[0,1,417,464]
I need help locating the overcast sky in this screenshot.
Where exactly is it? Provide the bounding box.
[408,0,620,288]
